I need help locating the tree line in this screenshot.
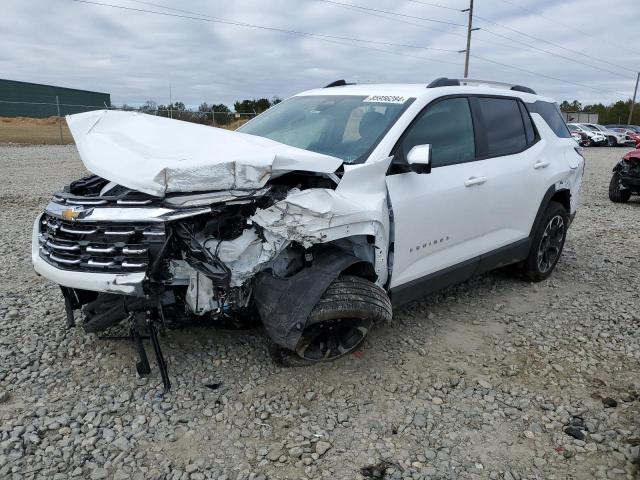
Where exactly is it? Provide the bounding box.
[118,97,282,126]
[560,99,640,125]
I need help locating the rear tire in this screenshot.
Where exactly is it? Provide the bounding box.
[522,202,568,282]
[607,136,616,147]
[609,172,631,203]
[272,275,392,366]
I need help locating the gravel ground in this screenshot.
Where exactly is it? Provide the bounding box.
[0,144,638,480]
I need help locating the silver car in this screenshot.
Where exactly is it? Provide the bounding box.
[581,123,631,146]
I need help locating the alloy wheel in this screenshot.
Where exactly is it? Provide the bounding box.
[537,215,565,274]
[295,317,371,361]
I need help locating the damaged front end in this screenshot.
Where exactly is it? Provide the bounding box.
[32,110,394,389]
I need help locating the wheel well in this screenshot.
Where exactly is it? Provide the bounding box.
[551,189,570,213]
[341,261,377,281]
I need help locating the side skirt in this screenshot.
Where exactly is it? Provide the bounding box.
[389,238,531,307]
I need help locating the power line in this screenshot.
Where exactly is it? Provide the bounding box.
[477,27,637,80]
[312,0,465,27]
[405,0,465,12]
[72,0,634,99]
[472,13,637,74]
[493,0,627,50]
[71,0,459,54]
[309,0,518,52]
[470,54,631,97]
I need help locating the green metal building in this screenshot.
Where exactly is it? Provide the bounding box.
[0,79,111,118]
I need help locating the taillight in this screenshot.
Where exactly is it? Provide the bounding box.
[574,146,584,158]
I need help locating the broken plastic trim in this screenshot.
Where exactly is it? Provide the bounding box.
[253,248,363,350]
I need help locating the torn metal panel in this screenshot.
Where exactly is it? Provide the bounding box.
[204,228,288,287]
[66,110,344,197]
[251,157,392,285]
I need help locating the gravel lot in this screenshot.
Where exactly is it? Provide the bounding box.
[0,144,639,480]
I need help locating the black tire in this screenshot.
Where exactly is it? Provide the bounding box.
[588,138,595,147]
[523,202,568,282]
[609,172,632,203]
[272,275,392,366]
[607,136,617,147]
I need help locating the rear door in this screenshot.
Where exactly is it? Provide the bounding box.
[386,96,491,289]
[469,96,544,248]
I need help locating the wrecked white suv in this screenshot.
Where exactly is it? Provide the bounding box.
[33,78,584,388]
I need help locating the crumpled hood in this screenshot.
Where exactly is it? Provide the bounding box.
[66,110,343,197]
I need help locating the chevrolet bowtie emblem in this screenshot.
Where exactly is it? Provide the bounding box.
[61,208,82,221]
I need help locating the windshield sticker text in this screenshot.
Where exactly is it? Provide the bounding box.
[363,95,407,104]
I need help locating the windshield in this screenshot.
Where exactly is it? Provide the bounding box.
[238,95,413,164]
[567,124,578,131]
[583,125,599,132]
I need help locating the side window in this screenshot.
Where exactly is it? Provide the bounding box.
[398,97,475,168]
[476,97,527,157]
[518,101,536,145]
[526,101,572,138]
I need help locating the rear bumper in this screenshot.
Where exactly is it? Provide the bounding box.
[32,215,146,296]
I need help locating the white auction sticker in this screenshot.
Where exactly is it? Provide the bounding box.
[363,95,407,104]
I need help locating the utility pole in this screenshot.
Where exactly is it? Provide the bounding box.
[627,72,639,124]
[461,0,478,79]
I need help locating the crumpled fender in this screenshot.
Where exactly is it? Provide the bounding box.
[252,248,362,350]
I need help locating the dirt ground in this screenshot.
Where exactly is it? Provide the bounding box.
[0,144,638,480]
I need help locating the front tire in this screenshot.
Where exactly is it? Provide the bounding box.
[609,172,631,203]
[273,276,392,365]
[607,136,617,147]
[523,202,568,282]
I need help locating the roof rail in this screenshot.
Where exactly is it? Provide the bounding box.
[324,79,355,88]
[427,77,536,95]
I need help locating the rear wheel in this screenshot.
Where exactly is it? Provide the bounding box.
[523,202,568,282]
[607,136,617,147]
[272,275,392,365]
[609,172,632,203]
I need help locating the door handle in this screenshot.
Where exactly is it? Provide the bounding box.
[464,176,487,187]
[534,160,550,169]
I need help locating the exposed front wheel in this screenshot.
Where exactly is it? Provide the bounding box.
[607,136,617,147]
[523,202,568,282]
[273,275,392,365]
[609,172,631,203]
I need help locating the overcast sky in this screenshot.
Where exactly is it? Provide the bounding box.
[2,0,639,108]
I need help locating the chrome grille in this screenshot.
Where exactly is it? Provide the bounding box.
[39,213,166,273]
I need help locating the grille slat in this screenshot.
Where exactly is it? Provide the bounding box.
[39,213,166,273]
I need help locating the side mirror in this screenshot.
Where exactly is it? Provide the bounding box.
[406,144,432,174]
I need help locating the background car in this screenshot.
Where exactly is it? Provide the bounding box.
[610,127,640,147]
[581,123,629,146]
[567,124,589,146]
[605,124,640,134]
[567,123,606,146]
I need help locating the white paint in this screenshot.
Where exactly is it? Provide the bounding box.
[66,110,343,197]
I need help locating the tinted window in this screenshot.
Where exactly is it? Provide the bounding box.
[398,97,475,168]
[518,101,536,144]
[526,101,572,138]
[476,97,527,157]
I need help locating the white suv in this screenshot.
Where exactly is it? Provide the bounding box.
[32,77,584,387]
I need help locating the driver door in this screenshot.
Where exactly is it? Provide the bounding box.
[386,96,491,294]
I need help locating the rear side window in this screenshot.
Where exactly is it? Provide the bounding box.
[526,101,572,138]
[518,102,536,144]
[476,97,527,157]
